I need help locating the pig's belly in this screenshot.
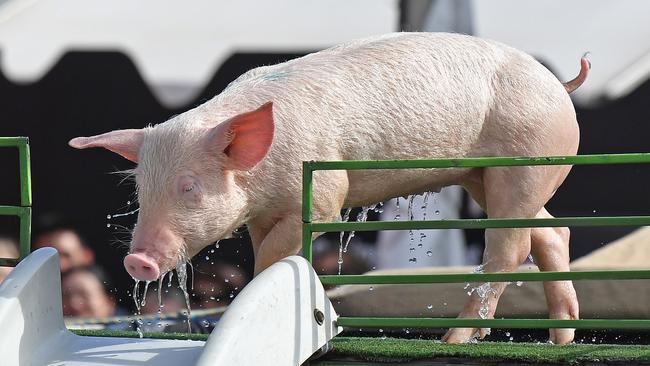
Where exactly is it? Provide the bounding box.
[343,167,473,207]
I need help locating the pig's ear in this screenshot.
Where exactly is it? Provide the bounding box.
[68,129,144,162]
[209,102,274,170]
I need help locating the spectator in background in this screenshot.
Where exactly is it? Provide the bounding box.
[61,266,117,318]
[0,237,19,283]
[190,260,249,308]
[33,227,95,273]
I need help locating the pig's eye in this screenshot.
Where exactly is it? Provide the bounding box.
[178,175,202,207]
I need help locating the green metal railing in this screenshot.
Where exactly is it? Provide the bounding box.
[0,137,32,266]
[302,154,650,330]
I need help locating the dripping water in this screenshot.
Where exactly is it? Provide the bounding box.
[176,261,193,333]
[337,208,352,275]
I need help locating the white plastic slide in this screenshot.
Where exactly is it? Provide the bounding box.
[0,248,340,365]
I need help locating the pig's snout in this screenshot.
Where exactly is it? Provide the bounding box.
[124,252,160,281]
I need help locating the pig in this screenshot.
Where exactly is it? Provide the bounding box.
[69,32,589,344]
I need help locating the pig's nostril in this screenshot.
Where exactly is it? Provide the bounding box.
[124,253,160,281]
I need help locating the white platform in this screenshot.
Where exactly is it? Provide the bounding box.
[0,248,340,365]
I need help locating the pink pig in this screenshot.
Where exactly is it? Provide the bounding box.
[70,32,588,344]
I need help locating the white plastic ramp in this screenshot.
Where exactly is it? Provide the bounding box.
[0,248,340,366]
[197,256,342,365]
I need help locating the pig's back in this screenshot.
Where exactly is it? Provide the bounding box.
[218,32,572,207]
[242,32,536,161]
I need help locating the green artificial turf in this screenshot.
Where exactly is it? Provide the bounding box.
[71,330,650,365]
[72,329,210,342]
[321,337,650,365]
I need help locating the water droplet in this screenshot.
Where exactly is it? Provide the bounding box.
[368,286,374,291]
[205,256,209,260]
[409,257,417,263]
[427,304,433,310]
[127,200,131,205]
[229,293,234,298]
[215,243,220,249]
[505,331,510,337]
[106,223,111,228]
[516,281,523,287]
[509,336,514,341]
[426,251,432,257]
[106,214,112,220]
[409,247,415,252]
[435,210,440,215]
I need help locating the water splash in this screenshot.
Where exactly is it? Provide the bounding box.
[141,281,151,307]
[467,283,496,319]
[394,197,401,220]
[407,195,416,249]
[338,205,377,274]
[467,330,481,343]
[176,261,193,333]
[464,264,495,320]
[419,192,432,248]
[110,208,140,218]
[337,208,352,275]
[157,273,165,312]
[132,280,143,338]
[343,204,375,253]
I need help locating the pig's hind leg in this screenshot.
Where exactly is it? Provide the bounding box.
[443,164,570,343]
[530,207,579,344]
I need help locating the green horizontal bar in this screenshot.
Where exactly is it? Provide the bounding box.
[0,258,19,267]
[320,270,650,285]
[0,205,29,217]
[309,216,650,232]
[0,137,28,147]
[305,153,650,171]
[336,317,650,330]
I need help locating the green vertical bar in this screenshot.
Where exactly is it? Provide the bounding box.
[18,138,32,207]
[19,207,32,259]
[302,162,314,264]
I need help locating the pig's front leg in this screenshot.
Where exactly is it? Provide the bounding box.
[251,214,304,275]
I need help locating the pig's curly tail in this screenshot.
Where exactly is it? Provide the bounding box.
[563,52,591,93]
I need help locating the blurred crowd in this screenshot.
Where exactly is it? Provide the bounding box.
[0,216,251,333]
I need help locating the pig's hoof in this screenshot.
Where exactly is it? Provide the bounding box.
[442,327,485,344]
[549,327,576,345]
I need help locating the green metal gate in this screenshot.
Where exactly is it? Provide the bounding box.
[0,137,32,267]
[302,154,650,330]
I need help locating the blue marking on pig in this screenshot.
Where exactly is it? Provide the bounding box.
[263,71,291,81]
